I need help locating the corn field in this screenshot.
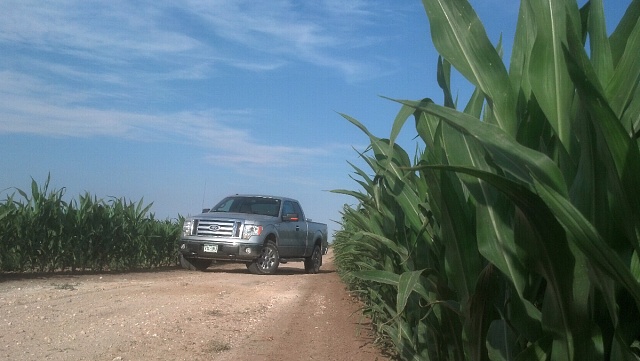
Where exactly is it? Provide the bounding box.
[333,0,640,360]
[0,176,181,272]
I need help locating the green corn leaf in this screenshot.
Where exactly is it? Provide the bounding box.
[587,0,614,84]
[135,197,153,221]
[462,87,484,119]
[589,267,619,330]
[417,164,577,359]
[610,332,640,361]
[354,261,379,271]
[609,0,640,66]
[354,269,432,303]
[30,178,40,202]
[421,0,516,135]
[467,264,502,361]
[345,237,384,255]
[513,335,552,361]
[347,160,374,185]
[389,102,417,148]
[621,85,640,134]
[414,108,446,223]
[533,178,640,309]
[345,163,376,200]
[508,291,544,343]
[563,37,640,246]
[0,207,12,221]
[14,187,29,203]
[413,101,531,298]
[509,0,536,99]
[397,270,425,317]
[436,56,455,108]
[605,6,640,119]
[396,319,417,357]
[579,2,590,43]
[437,105,527,300]
[413,102,564,310]
[341,113,426,233]
[398,98,568,196]
[486,319,518,361]
[438,169,480,304]
[331,189,369,204]
[632,251,640,283]
[356,231,409,260]
[528,0,580,153]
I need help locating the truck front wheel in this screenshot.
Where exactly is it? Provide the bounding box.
[247,241,280,275]
[304,244,322,274]
[179,254,213,271]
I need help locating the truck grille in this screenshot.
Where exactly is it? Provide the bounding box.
[195,219,241,237]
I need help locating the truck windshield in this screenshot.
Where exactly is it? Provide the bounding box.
[211,197,281,217]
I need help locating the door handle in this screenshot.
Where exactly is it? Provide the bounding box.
[295,225,300,231]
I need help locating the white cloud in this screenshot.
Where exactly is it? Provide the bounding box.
[0,0,401,99]
[1,0,390,77]
[1,2,198,55]
[0,70,332,169]
[0,0,399,167]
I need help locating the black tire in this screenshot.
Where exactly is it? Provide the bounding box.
[247,241,280,275]
[304,244,322,274]
[179,254,213,271]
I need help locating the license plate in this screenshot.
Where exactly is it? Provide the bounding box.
[203,244,218,253]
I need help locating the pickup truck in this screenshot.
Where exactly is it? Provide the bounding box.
[179,195,328,275]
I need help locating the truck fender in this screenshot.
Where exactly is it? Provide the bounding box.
[312,229,325,246]
[260,224,280,245]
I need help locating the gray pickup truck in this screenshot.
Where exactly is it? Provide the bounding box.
[179,195,328,275]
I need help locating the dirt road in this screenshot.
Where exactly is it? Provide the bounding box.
[0,251,392,361]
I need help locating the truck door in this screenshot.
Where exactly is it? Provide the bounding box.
[290,201,308,255]
[278,201,307,257]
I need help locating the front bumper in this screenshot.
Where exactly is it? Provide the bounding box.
[179,238,263,262]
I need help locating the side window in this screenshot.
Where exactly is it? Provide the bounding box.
[292,202,303,220]
[282,201,295,216]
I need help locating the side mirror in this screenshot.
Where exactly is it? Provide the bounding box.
[202,208,210,213]
[282,213,299,222]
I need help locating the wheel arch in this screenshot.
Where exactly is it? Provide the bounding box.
[313,237,323,247]
[263,232,278,246]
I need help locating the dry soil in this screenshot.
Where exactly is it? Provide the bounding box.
[0,250,392,361]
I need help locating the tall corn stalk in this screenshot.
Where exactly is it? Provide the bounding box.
[0,177,181,272]
[333,0,640,360]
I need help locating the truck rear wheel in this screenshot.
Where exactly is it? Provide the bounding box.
[247,241,279,275]
[304,244,322,274]
[179,254,213,271]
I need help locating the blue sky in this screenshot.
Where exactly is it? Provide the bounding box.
[0,1,630,240]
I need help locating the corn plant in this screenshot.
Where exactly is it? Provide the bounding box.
[0,176,182,272]
[334,0,640,360]
[0,192,22,271]
[1,175,69,272]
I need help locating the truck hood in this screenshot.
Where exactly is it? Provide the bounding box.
[195,212,278,222]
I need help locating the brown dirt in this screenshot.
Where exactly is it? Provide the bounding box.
[0,250,393,361]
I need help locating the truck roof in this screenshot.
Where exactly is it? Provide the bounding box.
[230,194,299,203]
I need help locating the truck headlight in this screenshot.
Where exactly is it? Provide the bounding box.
[242,225,262,239]
[182,219,194,236]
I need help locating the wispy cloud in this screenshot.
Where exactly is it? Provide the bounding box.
[0,0,397,168]
[1,0,390,78]
[0,70,332,169]
[0,0,395,102]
